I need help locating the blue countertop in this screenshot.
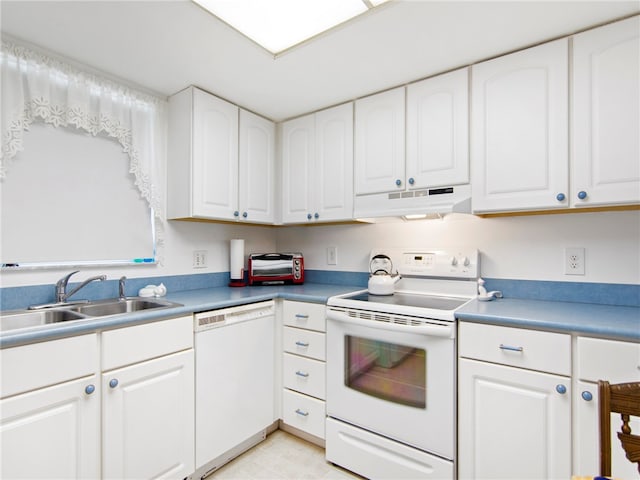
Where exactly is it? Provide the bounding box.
[2,283,638,348]
[456,298,640,341]
[0,283,362,348]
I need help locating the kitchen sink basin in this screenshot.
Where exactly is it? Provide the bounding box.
[0,309,86,332]
[0,297,182,333]
[74,298,179,316]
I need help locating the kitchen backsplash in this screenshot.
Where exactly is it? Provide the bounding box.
[1,271,638,311]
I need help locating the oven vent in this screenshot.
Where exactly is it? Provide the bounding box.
[343,308,448,328]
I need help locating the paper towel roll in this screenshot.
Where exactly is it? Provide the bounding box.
[230,239,245,281]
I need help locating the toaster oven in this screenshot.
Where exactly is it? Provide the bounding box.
[248,253,304,285]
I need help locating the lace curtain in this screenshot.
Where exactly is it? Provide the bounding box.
[0,37,165,244]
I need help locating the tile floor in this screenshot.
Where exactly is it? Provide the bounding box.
[208,429,362,479]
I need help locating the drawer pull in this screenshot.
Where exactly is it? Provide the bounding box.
[109,379,119,389]
[295,409,309,417]
[556,384,567,395]
[84,384,96,395]
[295,370,309,378]
[295,314,309,319]
[295,341,309,347]
[499,344,524,352]
[581,391,593,402]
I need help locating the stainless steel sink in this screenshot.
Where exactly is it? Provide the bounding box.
[0,297,182,333]
[73,298,179,317]
[0,309,86,332]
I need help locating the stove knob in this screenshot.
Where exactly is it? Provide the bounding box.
[450,257,458,266]
[460,256,470,267]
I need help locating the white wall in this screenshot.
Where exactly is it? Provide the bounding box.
[0,220,277,288]
[3,208,638,288]
[276,210,640,285]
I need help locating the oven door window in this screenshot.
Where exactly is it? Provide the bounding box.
[345,335,426,408]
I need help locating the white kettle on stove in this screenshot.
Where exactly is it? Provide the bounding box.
[367,254,401,295]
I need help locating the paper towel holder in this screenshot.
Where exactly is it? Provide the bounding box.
[229,239,246,287]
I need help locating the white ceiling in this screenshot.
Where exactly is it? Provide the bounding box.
[1,1,638,122]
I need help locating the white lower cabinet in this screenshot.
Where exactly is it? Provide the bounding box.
[281,301,326,440]
[102,349,194,480]
[0,334,100,480]
[573,337,640,479]
[0,316,194,480]
[458,323,572,479]
[1,374,100,479]
[458,358,571,479]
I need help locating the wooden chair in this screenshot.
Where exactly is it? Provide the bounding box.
[599,380,640,477]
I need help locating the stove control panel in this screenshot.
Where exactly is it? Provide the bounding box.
[371,248,479,279]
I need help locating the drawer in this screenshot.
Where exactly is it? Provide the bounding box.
[459,322,571,376]
[1,334,98,398]
[102,315,193,371]
[282,301,326,332]
[283,352,325,399]
[577,337,640,383]
[283,326,326,361]
[282,388,326,439]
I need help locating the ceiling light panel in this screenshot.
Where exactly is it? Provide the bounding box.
[194,0,371,54]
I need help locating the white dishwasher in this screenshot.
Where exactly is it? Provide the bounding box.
[193,300,275,479]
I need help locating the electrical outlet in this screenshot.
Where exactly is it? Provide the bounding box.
[327,246,338,265]
[193,250,207,269]
[564,247,585,275]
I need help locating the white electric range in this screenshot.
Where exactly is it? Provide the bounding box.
[325,247,479,479]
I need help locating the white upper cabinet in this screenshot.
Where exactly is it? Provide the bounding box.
[571,16,640,208]
[354,87,406,195]
[239,109,276,223]
[281,103,353,224]
[281,113,315,223]
[471,39,569,213]
[407,68,469,189]
[168,86,275,224]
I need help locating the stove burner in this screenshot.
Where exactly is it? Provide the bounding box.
[344,291,470,311]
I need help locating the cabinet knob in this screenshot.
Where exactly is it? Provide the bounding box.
[581,391,593,402]
[233,211,239,217]
[242,211,248,218]
[577,191,588,200]
[408,177,415,185]
[556,193,566,202]
[395,179,402,187]
[109,379,119,389]
[556,384,567,395]
[85,384,96,395]
[307,213,312,220]
[314,212,319,219]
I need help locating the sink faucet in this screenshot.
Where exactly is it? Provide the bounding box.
[119,276,127,300]
[55,271,107,303]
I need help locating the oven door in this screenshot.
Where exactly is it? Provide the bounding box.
[326,307,455,460]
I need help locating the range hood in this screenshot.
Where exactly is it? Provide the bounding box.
[353,184,472,219]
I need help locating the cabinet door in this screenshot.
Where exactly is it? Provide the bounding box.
[458,358,571,479]
[1,375,100,479]
[239,109,275,223]
[471,39,569,213]
[192,88,239,219]
[572,16,640,207]
[407,68,469,189]
[573,379,640,479]
[102,350,194,480]
[281,114,315,223]
[355,87,406,195]
[314,103,354,222]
